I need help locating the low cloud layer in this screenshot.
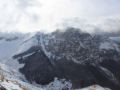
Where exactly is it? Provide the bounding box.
[0,0,120,37]
[0,31,24,38]
[103,31,120,37]
[56,15,120,37]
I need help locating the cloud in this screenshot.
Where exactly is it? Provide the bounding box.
[92,28,120,37]
[55,15,120,36]
[16,0,41,9]
[0,0,42,33]
[0,0,120,36]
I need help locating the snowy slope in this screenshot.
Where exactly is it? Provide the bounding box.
[0,28,120,65]
[0,75,72,90]
[0,32,40,85]
[0,32,37,61]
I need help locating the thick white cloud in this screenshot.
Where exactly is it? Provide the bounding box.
[0,0,120,35]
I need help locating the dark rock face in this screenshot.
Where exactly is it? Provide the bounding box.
[20,49,55,85]
[0,37,19,41]
[17,49,120,90]
[0,37,5,40]
[0,85,7,90]
[6,37,18,41]
[13,28,120,90]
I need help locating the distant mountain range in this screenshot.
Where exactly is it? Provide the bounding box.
[114,40,120,45]
[0,27,120,90]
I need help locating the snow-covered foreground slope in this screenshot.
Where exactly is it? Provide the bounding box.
[0,74,111,90]
[0,75,111,90]
[0,75,72,90]
[0,27,120,90]
[77,85,111,90]
[0,74,42,90]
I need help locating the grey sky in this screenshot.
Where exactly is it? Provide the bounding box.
[0,0,120,37]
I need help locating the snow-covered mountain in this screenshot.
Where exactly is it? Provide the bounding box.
[0,27,120,90]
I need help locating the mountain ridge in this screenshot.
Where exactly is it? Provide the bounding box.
[0,27,120,89]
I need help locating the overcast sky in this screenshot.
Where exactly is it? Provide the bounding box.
[0,0,120,37]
